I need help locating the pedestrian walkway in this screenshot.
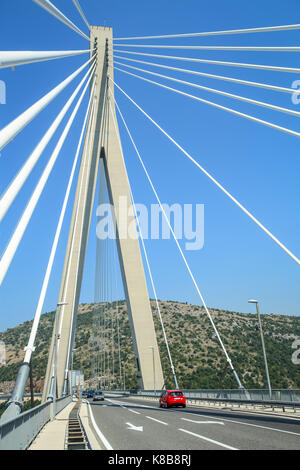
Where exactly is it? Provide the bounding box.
[28,399,102,450]
[28,400,75,450]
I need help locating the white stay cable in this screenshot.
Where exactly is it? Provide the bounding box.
[108,96,179,390]
[0,56,94,151]
[130,185,180,390]
[113,49,300,74]
[23,77,96,364]
[108,85,243,389]
[114,55,299,95]
[112,235,122,389]
[48,84,96,391]
[0,60,96,224]
[115,67,300,140]
[114,44,300,52]
[62,88,98,384]
[115,61,300,118]
[98,99,109,386]
[0,49,90,70]
[59,76,96,322]
[114,22,300,40]
[93,154,105,382]
[0,66,95,287]
[32,0,89,41]
[110,78,300,266]
[72,0,90,30]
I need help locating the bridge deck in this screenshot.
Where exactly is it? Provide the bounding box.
[28,400,75,450]
[27,398,101,451]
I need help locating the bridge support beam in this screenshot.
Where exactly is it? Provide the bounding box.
[43,26,164,400]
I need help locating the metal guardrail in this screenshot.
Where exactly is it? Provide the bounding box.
[132,389,300,402]
[182,389,300,403]
[104,388,300,410]
[135,389,300,411]
[0,395,72,450]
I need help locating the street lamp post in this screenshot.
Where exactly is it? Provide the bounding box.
[149,346,156,396]
[248,300,272,399]
[71,348,77,371]
[121,361,125,390]
[51,301,68,420]
[70,347,77,395]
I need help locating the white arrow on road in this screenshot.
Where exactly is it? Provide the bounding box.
[126,422,144,432]
[181,418,224,425]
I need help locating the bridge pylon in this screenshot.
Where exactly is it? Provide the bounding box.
[43,26,164,400]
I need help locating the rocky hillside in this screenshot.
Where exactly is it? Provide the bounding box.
[0,300,299,393]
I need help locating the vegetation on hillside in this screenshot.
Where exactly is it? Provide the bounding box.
[0,301,299,393]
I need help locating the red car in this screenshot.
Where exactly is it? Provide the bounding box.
[159,390,186,408]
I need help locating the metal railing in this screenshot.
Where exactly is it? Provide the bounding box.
[101,388,300,400]
[129,388,300,402]
[133,389,300,410]
[0,395,72,450]
[183,389,300,402]
[103,388,300,411]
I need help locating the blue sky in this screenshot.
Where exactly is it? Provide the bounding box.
[0,0,300,330]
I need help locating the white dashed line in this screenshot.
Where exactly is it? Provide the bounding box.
[146,416,168,425]
[182,418,224,425]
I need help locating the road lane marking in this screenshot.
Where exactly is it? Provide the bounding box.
[107,399,129,410]
[184,411,300,437]
[112,398,300,436]
[106,398,159,411]
[126,422,143,432]
[137,398,300,423]
[87,402,113,450]
[107,400,141,414]
[179,428,238,450]
[133,400,300,438]
[182,418,224,425]
[146,416,168,425]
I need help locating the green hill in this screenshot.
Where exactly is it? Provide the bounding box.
[0,300,299,393]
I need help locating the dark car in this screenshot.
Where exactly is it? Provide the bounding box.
[159,390,186,408]
[93,391,104,401]
[86,390,95,398]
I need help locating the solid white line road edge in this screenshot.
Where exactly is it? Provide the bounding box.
[87,401,114,450]
[179,428,238,450]
[186,410,300,437]
[106,397,159,411]
[125,397,300,434]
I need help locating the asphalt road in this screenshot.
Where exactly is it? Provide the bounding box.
[85,394,300,450]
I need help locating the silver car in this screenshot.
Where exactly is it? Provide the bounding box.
[93,391,104,401]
